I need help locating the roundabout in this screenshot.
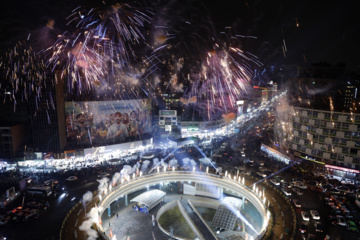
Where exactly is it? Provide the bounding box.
[94,171,270,240]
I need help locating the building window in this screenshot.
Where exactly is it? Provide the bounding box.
[339,139,346,145]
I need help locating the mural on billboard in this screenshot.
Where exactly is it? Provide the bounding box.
[65,99,152,146]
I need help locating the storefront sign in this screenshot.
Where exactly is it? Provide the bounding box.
[325,164,359,173]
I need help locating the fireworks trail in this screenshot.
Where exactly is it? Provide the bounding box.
[44,0,153,98]
[184,33,262,119]
[0,40,55,114]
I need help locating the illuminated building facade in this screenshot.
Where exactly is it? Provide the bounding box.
[275,106,360,178]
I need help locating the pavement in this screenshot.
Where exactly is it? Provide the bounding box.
[101,194,220,240]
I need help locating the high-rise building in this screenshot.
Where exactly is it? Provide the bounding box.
[274,63,360,179]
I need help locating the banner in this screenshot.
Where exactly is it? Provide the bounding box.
[65,99,152,146]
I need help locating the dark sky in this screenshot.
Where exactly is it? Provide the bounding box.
[0,0,359,71]
[206,0,360,71]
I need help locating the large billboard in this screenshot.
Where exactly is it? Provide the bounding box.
[65,99,152,146]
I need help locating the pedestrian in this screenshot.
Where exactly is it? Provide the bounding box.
[116,213,118,218]
[181,196,183,201]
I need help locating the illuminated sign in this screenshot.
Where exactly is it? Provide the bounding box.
[300,156,325,165]
[187,127,199,132]
[165,125,172,132]
[325,164,360,173]
[160,110,176,116]
[236,100,244,105]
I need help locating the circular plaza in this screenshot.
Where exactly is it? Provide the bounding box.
[90,170,270,240]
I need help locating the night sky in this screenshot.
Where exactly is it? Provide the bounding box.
[0,0,359,71]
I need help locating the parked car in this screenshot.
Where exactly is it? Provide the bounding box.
[282,188,292,196]
[282,182,292,189]
[66,176,78,181]
[338,186,353,195]
[347,220,359,232]
[24,209,39,220]
[310,210,320,220]
[270,178,280,186]
[329,215,338,225]
[98,172,110,179]
[337,215,347,227]
[292,188,303,196]
[275,176,285,183]
[325,199,335,207]
[293,181,307,189]
[256,171,267,178]
[326,188,340,195]
[315,222,324,232]
[293,199,301,208]
[301,211,310,221]
[307,234,315,240]
[299,223,307,233]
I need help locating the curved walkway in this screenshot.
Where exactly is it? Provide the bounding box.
[98,171,269,237]
[60,172,295,240]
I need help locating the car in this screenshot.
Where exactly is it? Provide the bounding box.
[282,182,292,189]
[0,215,10,226]
[347,220,359,232]
[281,188,292,196]
[65,176,78,181]
[336,215,347,227]
[24,209,39,220]
[26,201,44,209]
[293,199,301,208]
[307,234,315,240]
[315,222,324,232]
[310,210,320,220]
[331,207,342,216]
[301,211,310,221]
[345,213,355,220]
[44,179,59,186]
[327,188,340,195]
[270,178,280,186]
[256,172,267,178]
[98,172,110,179]
[275,176,285,182]
[299,223,307,233]
[311,186,324,192]
[325,198,335,206]
[292,188,303,196]
[293,181,307,189]
[338,186,353,195]
[329,215,338,225]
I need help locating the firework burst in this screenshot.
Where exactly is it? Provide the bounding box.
[0,40,55,112]
[185,34,262,119]
[45,0,152,97]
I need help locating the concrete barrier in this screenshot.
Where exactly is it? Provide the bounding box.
[176,200,204,240]
[187,200,218,240]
